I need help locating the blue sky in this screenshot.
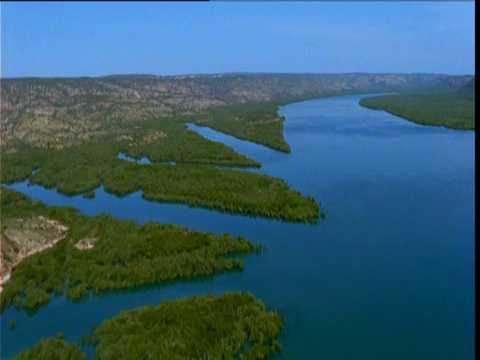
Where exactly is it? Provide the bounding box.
[1,2,475,78]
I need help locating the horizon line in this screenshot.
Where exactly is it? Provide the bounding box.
[1,71,475,81]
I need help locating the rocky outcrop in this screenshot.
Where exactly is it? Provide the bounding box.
[0,216,69,291]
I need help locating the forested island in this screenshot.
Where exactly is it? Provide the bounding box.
[94,292,283,359]
[1,187,258,311]
[359,78,475,130]
[12,293,283,360]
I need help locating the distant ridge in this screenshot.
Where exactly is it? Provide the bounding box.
[1,73,474,152]
[425,75,475,93]
[2,71,475,81]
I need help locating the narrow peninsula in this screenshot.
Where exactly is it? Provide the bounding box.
[1,187,259,311]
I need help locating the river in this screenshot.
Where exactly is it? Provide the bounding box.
[1,95,475,359]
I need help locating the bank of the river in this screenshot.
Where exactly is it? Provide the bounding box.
[359,93,475,130]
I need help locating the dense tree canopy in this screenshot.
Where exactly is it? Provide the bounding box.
[13,338,86,360]
[94,292,284,360]
[2,137,320,222]
[1,187,257,311]
[359,93,475,130]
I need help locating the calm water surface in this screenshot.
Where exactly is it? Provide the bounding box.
[1,95,475,359]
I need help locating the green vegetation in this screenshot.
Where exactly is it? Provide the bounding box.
[93,292,283,360]
[1,187,257,311]
[13,338,86,360]
[2,139,320,222]
[116,120,260,167]
[189,101,293,153]
[359,92,475,130]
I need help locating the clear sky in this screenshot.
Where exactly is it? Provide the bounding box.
[0,2,475,78]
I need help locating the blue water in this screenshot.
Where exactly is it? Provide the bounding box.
[1,95,475,359]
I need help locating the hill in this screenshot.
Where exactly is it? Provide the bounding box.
[1,73,473,152]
